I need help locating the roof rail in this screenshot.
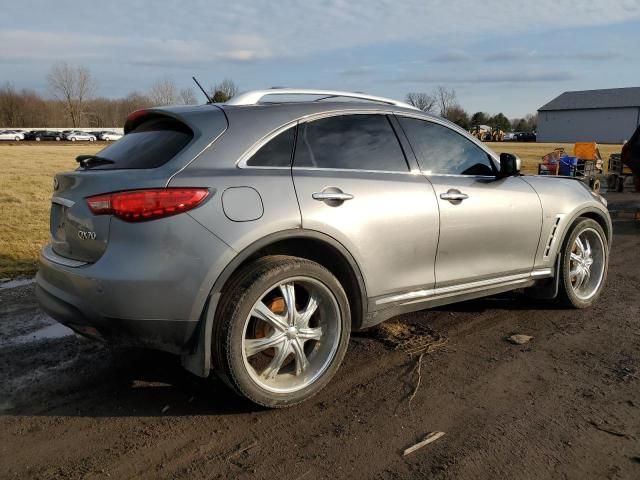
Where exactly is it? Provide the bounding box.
[225,88,419,110]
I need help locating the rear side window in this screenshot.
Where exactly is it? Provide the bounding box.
[91,117,193,169]
[398,117,496,176]
[246,127,295,167]
[294,114,408,172]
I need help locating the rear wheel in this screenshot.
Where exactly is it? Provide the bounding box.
[35,137,41,142]
[14,136,20,141]
[556,218,608,308]
[213,256,350,408]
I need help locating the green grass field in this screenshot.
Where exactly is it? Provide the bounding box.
[0,144,100,277]
[0,142,623,278]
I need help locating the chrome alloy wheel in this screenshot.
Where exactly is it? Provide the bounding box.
[241,277,341,393]
[569,227,605,300]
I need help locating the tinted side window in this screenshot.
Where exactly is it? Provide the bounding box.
[91,117,195,170]
[246,127,295,167]
[294,114,408,172]
[398,117,496,176]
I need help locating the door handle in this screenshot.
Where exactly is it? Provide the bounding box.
[312,192,354,201]
[440,190,469,202]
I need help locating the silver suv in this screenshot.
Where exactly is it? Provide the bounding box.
[36,89,611,407]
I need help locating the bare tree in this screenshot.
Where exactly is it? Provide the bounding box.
[444,104,470,129]
[524,113,538,132]
[47,62,96,127]
[180,87,197,105]
[405,92,436,113]
[0,83,22,127]
[149,78,178,106]
[434,86,457,117]
[209,78,239,102]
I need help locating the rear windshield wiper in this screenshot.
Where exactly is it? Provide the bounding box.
[76,155,115,169]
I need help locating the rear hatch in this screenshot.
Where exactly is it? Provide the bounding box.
[49,106,227,263]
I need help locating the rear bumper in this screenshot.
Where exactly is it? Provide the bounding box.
[36,214,236,353]
[35,281,197,352]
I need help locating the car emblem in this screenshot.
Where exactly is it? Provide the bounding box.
[77,230,97,240]
[53,178,59,191]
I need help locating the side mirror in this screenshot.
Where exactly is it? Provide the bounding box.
[498,153,521,177]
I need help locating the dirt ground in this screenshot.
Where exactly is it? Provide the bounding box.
[1,194,639,480]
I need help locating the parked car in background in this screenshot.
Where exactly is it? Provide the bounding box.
[0,130,25,141]
[37,89,611,408]
[67,131,96,142]
[516,132,537,142]
[26,130,62,141]
[503,132,517,141]
[100,131,123,141]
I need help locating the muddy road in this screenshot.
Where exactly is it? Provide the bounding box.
[1,195,639,480]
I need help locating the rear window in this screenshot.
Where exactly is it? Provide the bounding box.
[89,117,193,169]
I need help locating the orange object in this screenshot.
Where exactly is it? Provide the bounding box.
[574,143,603,170]
[542,148,565,165]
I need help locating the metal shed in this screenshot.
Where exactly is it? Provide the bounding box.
[537,87,640,144]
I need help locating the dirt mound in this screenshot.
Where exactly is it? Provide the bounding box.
[369,320,447,356]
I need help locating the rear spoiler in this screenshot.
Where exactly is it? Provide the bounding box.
[123,105,226,135]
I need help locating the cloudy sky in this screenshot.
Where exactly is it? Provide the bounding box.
[1,0,640,117]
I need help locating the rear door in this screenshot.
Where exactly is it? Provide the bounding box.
[291,112,439,300]
[396,115,542,288]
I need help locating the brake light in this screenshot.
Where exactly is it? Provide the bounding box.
[87,188,209,222]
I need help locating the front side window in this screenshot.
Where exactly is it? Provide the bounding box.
[246,126,296,167]
[398,117,496,176]
[293,114,408,172]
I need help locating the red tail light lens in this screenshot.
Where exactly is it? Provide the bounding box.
[87,188,209,222]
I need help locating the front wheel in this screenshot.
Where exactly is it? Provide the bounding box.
[556,218,608,308]
[213,256,351,408]
[14,136,20,141]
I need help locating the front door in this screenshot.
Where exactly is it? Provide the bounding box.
[291,113,440,299]
[396,116,542,287]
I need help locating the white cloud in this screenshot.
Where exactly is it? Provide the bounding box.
[1,0,638,64]
[390,70,577,85]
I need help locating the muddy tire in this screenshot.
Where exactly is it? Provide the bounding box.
[556,218,608,308]
[213,256,350,408]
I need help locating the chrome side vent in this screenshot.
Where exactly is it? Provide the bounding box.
[543,216,562,258]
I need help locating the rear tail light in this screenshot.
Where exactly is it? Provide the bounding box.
[87,188,209,222]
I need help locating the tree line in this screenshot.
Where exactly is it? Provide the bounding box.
[0,62,238,128]
[0,61,537,132]
[405,88,537,132]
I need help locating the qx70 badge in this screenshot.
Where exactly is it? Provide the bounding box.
[77,230,97,240]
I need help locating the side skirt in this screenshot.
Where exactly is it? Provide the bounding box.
[362,269,553,329]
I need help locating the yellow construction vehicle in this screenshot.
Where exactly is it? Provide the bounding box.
[491,129,505,142]
[469,125,492,141]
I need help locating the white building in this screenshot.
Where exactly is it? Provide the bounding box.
[537,87,640,144]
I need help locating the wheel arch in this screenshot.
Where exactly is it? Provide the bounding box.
[550,206,612,279]
[564,206,612,250]
[182,229,368,377]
